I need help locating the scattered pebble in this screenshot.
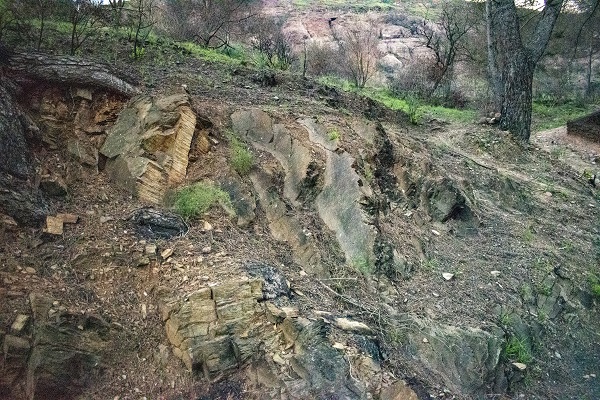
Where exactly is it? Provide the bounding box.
[431,229,440,236]
[161,248,174,259]
[512,362,527,371]
[422,338,429,343]
[442,272,454,281]
[201,246,212,254]
[490,270,501,277]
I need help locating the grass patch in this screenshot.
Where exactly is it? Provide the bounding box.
[175,41,244,65]
[589,274,600,299]
[292,0,395,11]
[532,100,600,131]
[328,129,341,141]
[503,336,533,364]
[229,135,255,175]
[318,77,476,124]
[172,182,231,220]
[351,256,374,275]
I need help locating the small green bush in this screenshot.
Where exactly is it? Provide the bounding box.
[503,336,533,364]
[230,136,255,175]
[589,274,600,299]
[328,129,341,141]
[172,182,231,220]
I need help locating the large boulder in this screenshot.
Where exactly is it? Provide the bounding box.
[100,93,197,204]
[402,316,504,396]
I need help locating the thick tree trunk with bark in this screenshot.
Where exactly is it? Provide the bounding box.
[7,52,139,96]
[0,48,138,226]
[486,0,564,142]
[0,83,48,226]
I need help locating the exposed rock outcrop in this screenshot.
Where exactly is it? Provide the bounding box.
[1,293,109,400]
[160,279,417,399]
[0,83,48,226]
[100,93,197,204]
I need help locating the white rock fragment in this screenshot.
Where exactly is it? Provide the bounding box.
[490,270,501,277]
[512,362,527,371]
[333,317,373,334]
[442,272,454,281]
[161,248,174,259]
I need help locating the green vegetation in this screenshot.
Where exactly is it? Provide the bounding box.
[318,76,476,124]
[229,135,255,176]
[351,256,374,275]
[503,336,533,364]
[522,225,535,243]
[328,129,341,141]
[589,274,600,299]
[172,182,231,220]
[532,100,599,131]
[420,257,440,271]
[292,0,395,11]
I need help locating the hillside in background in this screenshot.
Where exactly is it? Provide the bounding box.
[0,1,599,399]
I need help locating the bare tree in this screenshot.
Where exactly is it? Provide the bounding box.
[249,16,294,70]
[333,18,381,88]
[419,0,478,99]
[128,0,157,59]
[63,0,106,55]
[162,0,258,48]
[8,0,58,51]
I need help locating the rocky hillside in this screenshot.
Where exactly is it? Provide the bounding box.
[1,19,600,400]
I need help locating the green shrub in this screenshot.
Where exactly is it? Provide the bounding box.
[229,136,255,175]
[503,336,533,364]
[328,129,341,141]
[172,182,231,220]
[589,274,600,299]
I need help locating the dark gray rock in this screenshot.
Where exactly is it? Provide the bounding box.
[245,261,290,300]
[129,207,188,239]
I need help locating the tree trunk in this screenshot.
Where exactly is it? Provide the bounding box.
[501,52,534,141]
[487,0,564,142]
[0,83,48,226]
[8,52,139,96]
[486,0,503,111]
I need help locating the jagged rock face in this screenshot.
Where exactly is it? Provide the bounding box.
[160,280,398,400]
[231,109,312,206]
[0,293,109,400]
[402,316,503,396]
[100,93,197,204]
[159,280,276,377]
